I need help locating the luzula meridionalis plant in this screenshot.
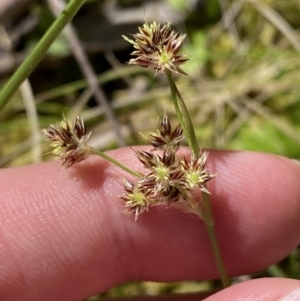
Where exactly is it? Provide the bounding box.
[120,115,215,220]
[43,21,230,288]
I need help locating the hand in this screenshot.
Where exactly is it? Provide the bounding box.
[0,148,299,301]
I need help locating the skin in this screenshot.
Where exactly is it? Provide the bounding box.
[0,148,299,301]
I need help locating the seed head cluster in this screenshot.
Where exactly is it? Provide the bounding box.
[123,21,189,75]
[120,115,215,220]
[42,116,91,168]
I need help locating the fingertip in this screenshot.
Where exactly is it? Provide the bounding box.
[204,278,300,301]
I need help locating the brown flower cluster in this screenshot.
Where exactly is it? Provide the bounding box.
[42,116,91,168]
[123,22,189,75]
[120,115,215,220]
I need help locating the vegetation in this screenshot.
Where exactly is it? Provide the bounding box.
[0,0,299,299]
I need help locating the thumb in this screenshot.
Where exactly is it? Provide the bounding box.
[204,278,300,301]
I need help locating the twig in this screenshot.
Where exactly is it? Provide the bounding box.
[218,0,243,51]
[225,92,270,141]
[247,0,300,51]
[19,79,41,163]
[34,65,144,103]
[104,50,132,86]
[9,15,38,44]
[68,87,93,118]
[214,100,225,148]
[47,0,126,147]
[209,0,243,42]
[2,23,41,163]
[0,0,36,23]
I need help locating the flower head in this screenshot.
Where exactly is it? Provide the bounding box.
[120,178,150,221]
[148,114,183,151]
[182,151,216,193]
[120,115,216,220]
[42,116,91,168]
[135,149,184,198]
[123,22,189,75]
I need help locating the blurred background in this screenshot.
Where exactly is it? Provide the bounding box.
[0,0,299,299]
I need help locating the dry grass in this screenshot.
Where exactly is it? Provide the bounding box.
[0,0,299,298]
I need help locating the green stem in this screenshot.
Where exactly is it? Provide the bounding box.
[90,147,142,178]
[201,186,230,288]
[166,70,199,155]
[165,70,230,288]
[166,72,187,144]
[0,0,87,112]
[267,264,288,278]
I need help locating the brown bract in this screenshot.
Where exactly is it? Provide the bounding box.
[148,114,184,151]
[42,116,91,168]
[123,22,189,75]
[120,115,215,220]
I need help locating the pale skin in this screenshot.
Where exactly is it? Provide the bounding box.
[0,148,300,301]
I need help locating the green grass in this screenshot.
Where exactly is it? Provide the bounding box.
[0,0,299,299]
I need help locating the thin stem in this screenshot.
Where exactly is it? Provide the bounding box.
[0,0,87,112]
[166,70,199,155]
[201,185,230,288]
[267,264,289,278]
[166,71,187,144]
[165,70,230,288]
[90,147,142,178]
[20,79,41,163]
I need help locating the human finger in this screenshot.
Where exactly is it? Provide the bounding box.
[0,149,299,300]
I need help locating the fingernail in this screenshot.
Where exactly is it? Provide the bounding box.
[280,288,300,301]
